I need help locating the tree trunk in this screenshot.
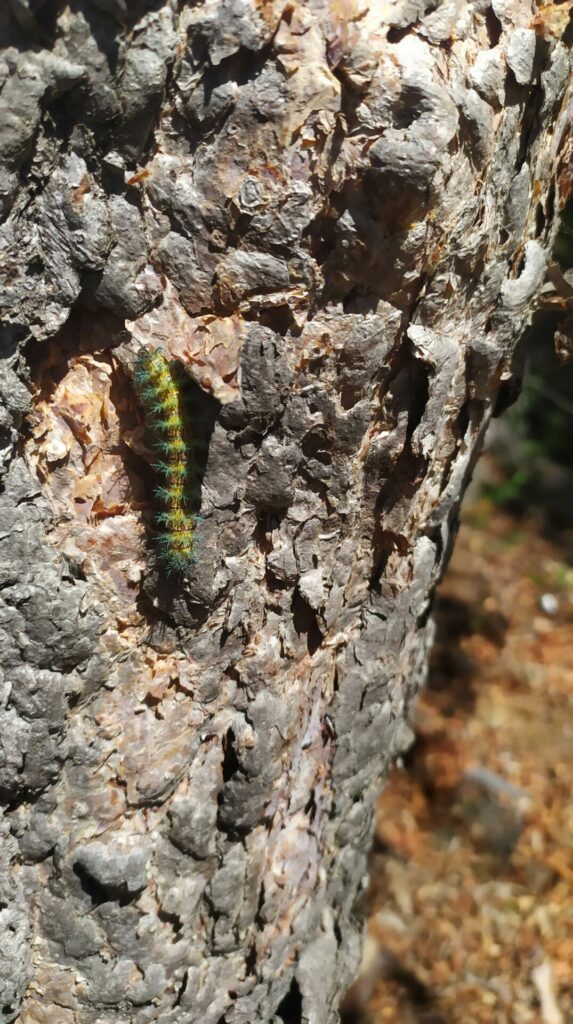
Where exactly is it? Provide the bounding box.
[0,2,570,1022]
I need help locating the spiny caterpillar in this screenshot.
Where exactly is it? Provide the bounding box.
[132,347,197,574]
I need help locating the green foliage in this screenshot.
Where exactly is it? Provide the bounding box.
[483,324,573,526]
[484,198,573,522]
[553,200,573,269]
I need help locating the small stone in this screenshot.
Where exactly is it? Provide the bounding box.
[539,593,558,616]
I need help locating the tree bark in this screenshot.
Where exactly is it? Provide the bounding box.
[0,2,571,1023]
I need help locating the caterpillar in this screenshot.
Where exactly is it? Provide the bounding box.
[132,347,197,574]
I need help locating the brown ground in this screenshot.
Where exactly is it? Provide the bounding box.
[343,498,573,1024]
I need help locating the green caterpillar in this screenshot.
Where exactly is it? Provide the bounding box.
[132,347,197,574]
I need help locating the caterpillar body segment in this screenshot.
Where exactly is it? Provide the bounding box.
[132,348,197,574]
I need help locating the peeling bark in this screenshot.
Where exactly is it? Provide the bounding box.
[0,2,571,1023]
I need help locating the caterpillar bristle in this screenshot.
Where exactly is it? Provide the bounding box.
[155,438,187,455]
[152,417,180,434]
[154,485,182,505]
[156,512,187,528]
[132,347,197,574]
[152,460,187,477]
[157,533,194,545]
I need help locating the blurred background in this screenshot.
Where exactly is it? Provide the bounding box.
[341,210,573,1024]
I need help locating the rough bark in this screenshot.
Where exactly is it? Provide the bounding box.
[0,2,571,1023]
